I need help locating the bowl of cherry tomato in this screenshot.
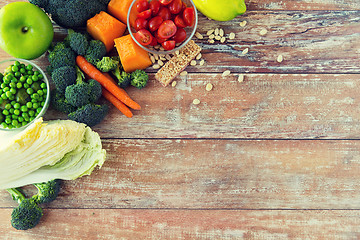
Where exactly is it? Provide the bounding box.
[128,0,198,55]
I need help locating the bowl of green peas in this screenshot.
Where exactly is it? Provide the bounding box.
[0,58,50,131]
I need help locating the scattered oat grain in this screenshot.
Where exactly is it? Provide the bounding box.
[219,28,224,37]
[152,64,160,69]
[238,74,245,83]
[259,28,268,36]
[206,83,213,91]
[277,55,284,63]
[195,32,204,39]
[199,59,205,65]
[193,99,200,105]
[165,54,172,60]
[240,20,247,27]
[208,39,215,44]
[190,60,197,66]
[180,71,188,76]
[215,35,221,40]
[209,34,215,39]
[222,70,231,77]
[214,28,219,36]
[158,59,164,66]
[242,48,249,55]
[154,54,159,60]
[150,55,156,63]
[207,29,214,35]
[171,81,177,87]
[220,37,226,43]
[229,32,236,40]
[196,53,202,60]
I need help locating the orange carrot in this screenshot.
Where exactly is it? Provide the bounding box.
[76,55,141,110]
[102,88,133,118]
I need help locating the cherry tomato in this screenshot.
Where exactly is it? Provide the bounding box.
[159,0,173,6]
[135,29,154,45]
[137,9,152,19]
[136,0,150,13]
[183,7,195,26]
[172,28,186,43]
[148,16,163,32]
[149,0,161,15]
[162,40,176,51]
[174,14,187,28]
[155,31,168,43]
[157,7,172,21]
[157,20,177,39]
[134,18,148,31]
[169,0,182,14]
[149,37,158,46]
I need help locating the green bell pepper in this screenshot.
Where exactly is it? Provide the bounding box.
[193,0,246,21]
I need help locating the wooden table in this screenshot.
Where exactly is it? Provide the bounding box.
[1,0,360,239]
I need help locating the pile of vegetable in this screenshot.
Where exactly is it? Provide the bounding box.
[0,61,48,129]
[1,117,106,229]
[49,29,149,123]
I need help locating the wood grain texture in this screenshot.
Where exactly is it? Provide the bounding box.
[47,73,359,139]
[2,139,360,209]
[1,209,360,239]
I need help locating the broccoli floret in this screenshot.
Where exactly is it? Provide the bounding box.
[96,56,119,72]
[85,40,106,65]
[66,29,89,56]
[130,69,149,89]
[50,90,78,114]
[7,188,43,230]
[68,103,109,127]
[32,179,62,204]
[48,46,76,70]
[65,67,92,108]
[51,66,77,93]
[40,0,107,29]
[112,64,131,88]
[88,79,102,103]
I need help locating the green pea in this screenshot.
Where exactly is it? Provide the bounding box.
[2,109,9,115]
[5,91,13,98]
[5,103,11,110]
[26,64,33,70]
[9,108,14,114]
[19,76,26,82]
[14,103,20,109]
[32,93,39,99]
[11,65,19,72]
[26,78,33,85]
[20,105,28,112]
[27,88,34,95]
[1,93,7,100]
[14,109,20,115]
[5,118,11,124]
[14,72,21,78]
[29,110,35,116]
[26,102,32,108]
[14,61,20,66]
[20,68,26,74]
[37,90,44,96]
[16,82,22,89]
[32,75,39,81]
[10,88,16,95]
[18,116,24,122]
[12,119,19,126]
[32,102,39,109]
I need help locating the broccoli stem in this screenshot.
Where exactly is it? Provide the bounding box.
[7,188,26,204]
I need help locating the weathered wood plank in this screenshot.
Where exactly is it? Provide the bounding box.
[1,209,360,239]
[43,73,360,139]
[2,139,360,209]
[0,11,359,74]
[246,0,360,11]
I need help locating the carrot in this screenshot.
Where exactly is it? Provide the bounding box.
[114,35,152,73]
[76,55,141,110]
[102,88,133,118]
[108,0,138,27]
[87,11,126,52]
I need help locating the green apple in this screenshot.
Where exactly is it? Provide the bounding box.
[0,2,54,60]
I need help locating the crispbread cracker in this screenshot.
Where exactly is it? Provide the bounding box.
[155,40,202,86]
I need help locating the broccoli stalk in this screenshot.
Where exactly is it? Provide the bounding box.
[95,56,119,72]
[32,179,62,204]
[131,69,149,89]
[7,188,43,230]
